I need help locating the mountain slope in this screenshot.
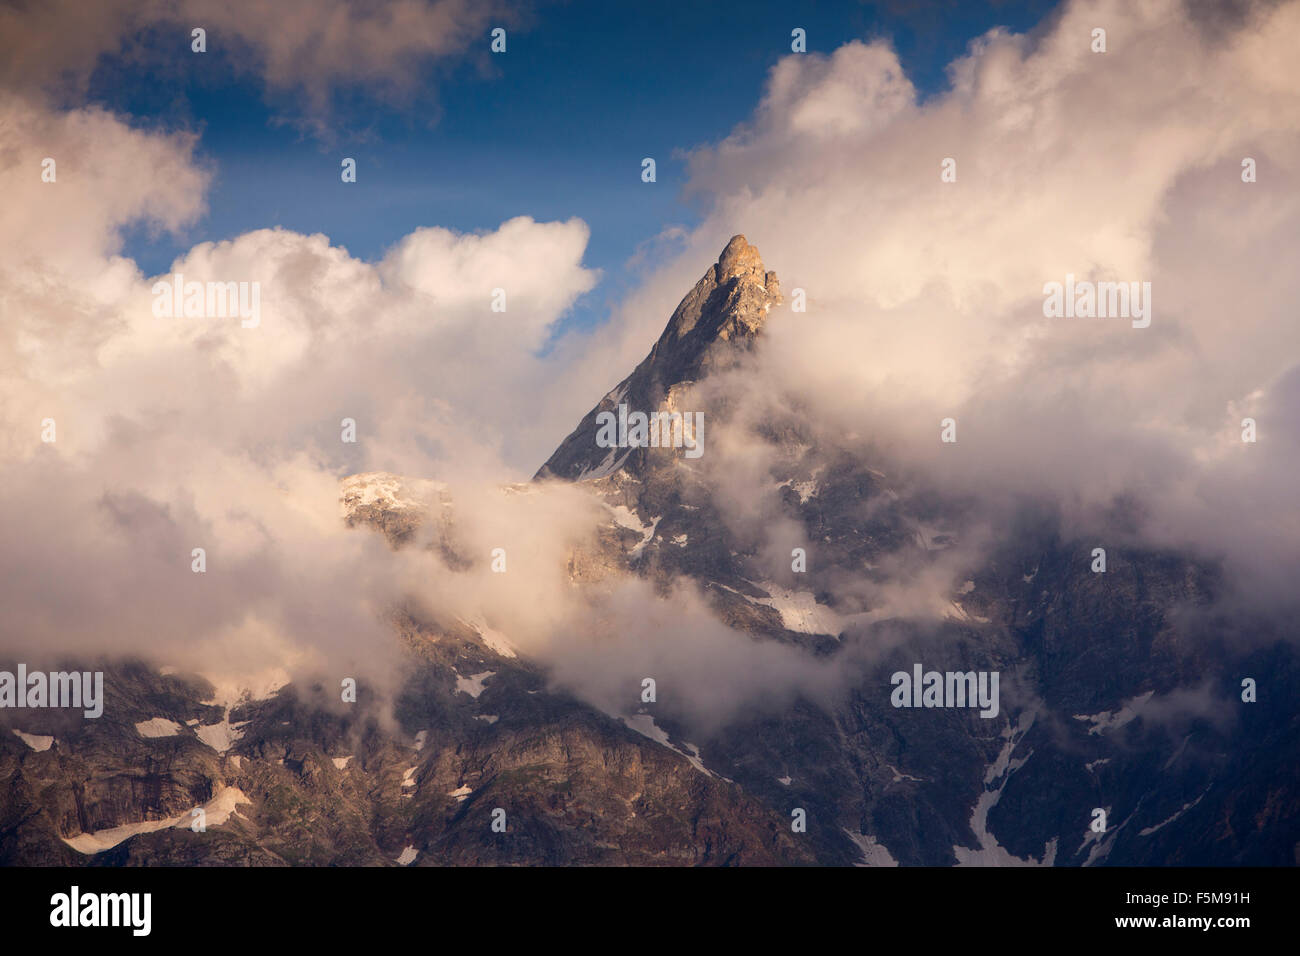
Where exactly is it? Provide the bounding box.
[528,235,1300,866]
[2,237,1296,866]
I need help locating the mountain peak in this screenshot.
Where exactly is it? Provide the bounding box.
[717,234,765,281]
[535,236,781,482]
[655,234,780,353]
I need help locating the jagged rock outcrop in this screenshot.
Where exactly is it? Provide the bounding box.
[537,235,781,482]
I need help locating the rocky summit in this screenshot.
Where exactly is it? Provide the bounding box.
[2,237,1296,867]
[537,235,780,482]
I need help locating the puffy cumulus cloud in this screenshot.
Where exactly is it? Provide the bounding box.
[747,40,916,141]
[193,0,510,106]
[380,217,599,351]
[0,94,599,694]
[614,0,1300,613]
[4,208,597,469]
[0,93,208,274]
[0,0,512,122]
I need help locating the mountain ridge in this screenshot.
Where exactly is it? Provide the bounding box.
[3,238,1296,867]
[535,235,781,482]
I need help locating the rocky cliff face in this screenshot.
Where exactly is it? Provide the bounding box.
[537,235,780,482]
[3,237,1296,866]
[1,644,810,866]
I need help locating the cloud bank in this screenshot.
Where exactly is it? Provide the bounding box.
[3,0,1299,727]
[605,0,1300,611]
[0,87,595,692]
[0,0,514,123]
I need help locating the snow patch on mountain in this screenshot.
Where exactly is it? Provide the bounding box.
[1073,691,1155,735]
[12,730,53,751]
[888,764,923,783]
[455,670,494,698]
[196,700,251,753]
[751,582,843,636]
[63,786,252,855]
[134,717,182,738]
[954,711,1057,866]
[396,846,418,865]
[1139,792,1207,837]
[340,471,446,515]
[608,504,659,557]
[1080,801,1144,866]
[620,714,714,777]
[459,615,518,659]
[844,829,899,866]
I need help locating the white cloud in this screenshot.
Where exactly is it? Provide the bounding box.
[0,0,513,126]
[0,92,597,690]
[616,0,1300,607]
[4,0,1299,729]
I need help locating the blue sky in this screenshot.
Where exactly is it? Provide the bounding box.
[99,0,1055,337]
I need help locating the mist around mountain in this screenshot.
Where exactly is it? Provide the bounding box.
[4,0,1300,873]
[4,236,1294,866]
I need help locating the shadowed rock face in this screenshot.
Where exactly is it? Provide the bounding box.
[3,238,1297,867]
[0,649,817,867]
